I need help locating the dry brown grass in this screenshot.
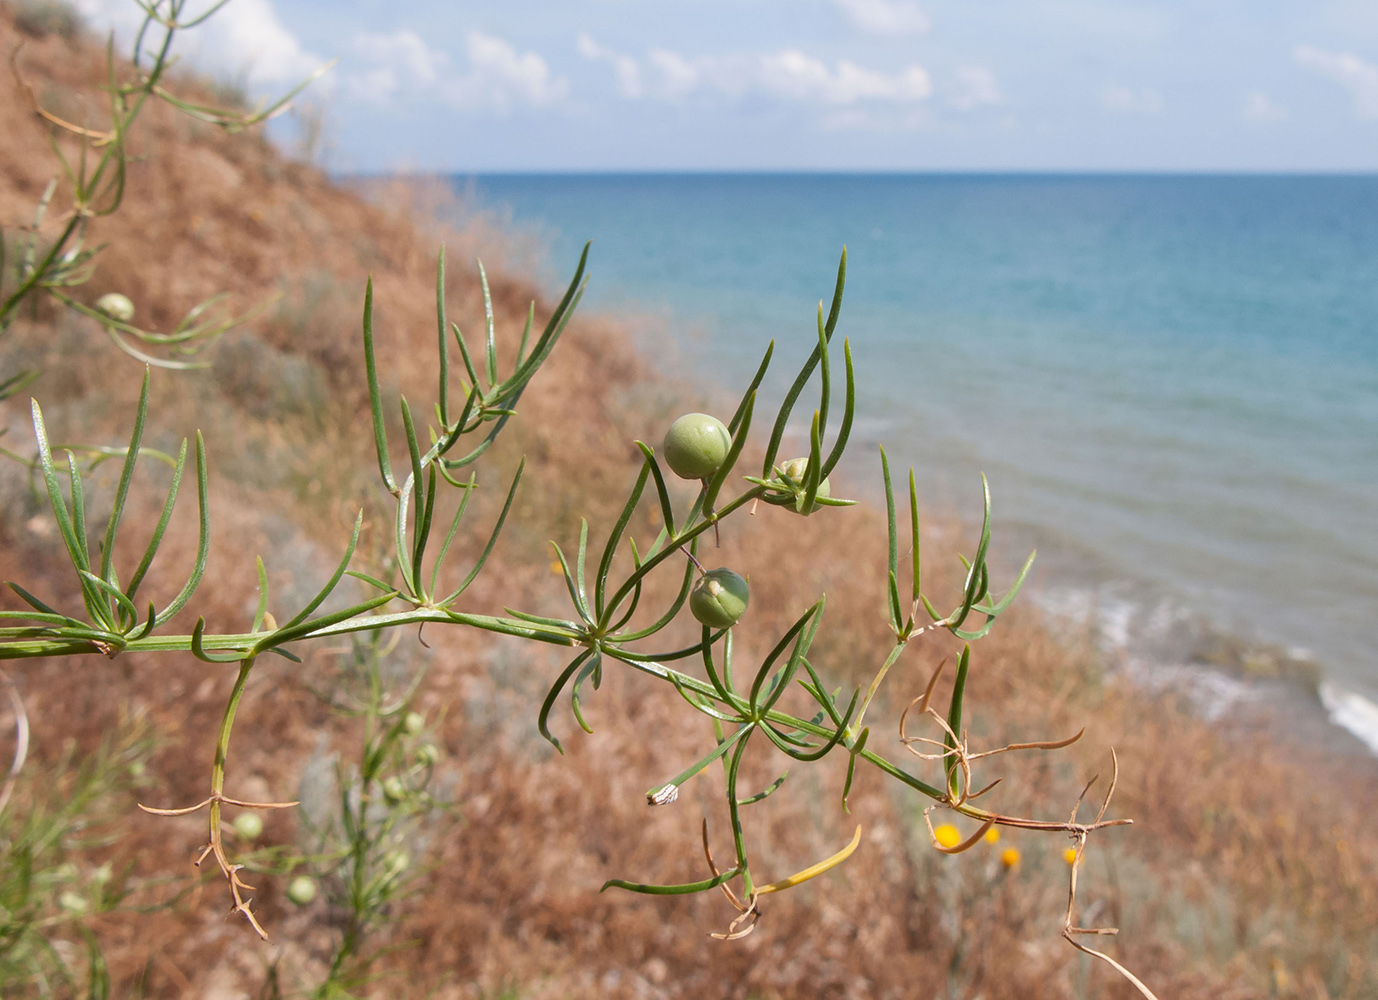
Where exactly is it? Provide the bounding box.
[1,5,1376,998]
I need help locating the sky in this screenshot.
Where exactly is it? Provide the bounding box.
[72,0,1378,172]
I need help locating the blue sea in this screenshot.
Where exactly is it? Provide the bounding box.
[447,173,1378,753]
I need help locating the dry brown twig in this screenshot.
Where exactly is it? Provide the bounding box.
[701,819,761,940]
[139,792,298,939]
[899,659,1154,996]
[1060,753,1162,1000]
[9,43,118,145]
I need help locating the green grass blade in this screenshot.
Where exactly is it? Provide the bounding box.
[728,340,773,436]
[748,601,819,713]
[909,468,921,604]
[648,725,747,800]
[944,644,971,793]
[478,259,498,389]
[447,458,524,602]
[450,321,481,397]
[280,511,363,631]
[575,518,589,603]
[635,442,676,537]
[126,439,186,602]
[601,870,738,895]
[703,390,753,513]
[815,302,831,442]
[362,278,398,495]
[153,432,208,626]
[516,301,534,366]
[436,246,450,425]
[761,247,845,477]
[570,651,602,734]
[595,459,651,621]
[760,598,824,714]
[100,367,150,585]
[538,648,594,754]
[252,556,269,633]
[430,473,477,598]
[820,339,855,478]
[549,540,591,624]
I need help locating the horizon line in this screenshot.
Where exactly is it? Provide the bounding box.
[339,167,1378,179]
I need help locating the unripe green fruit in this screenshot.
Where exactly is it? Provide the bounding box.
[382,776,406,804]
[95,292,135,323]
[287,875,318,906]
[233,811,264,841]
[384,850,410,877]
[403,711,425,734]
[778,457,830,513]
[663,413,731,481]
[689,568,750,629]
[416,743,440,767]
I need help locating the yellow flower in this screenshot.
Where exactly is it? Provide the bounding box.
[1063,847,1078,865]
[983,827,1000,844]
[1000,848,1021,869]
[933,824,961,849]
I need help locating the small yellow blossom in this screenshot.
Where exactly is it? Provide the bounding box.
[933,824,961,849]
[1063,847,1078,865]
[983,827,1000,844]
[1000,848,1021,869]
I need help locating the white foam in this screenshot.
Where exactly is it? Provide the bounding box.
[1318,682,1378,757]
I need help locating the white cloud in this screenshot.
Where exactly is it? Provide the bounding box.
[1100,84,1163,115]
[760,50,931,104]
[1295,45,1378,119]
[949,66,1003,111]
[577,33,642,98]
[346,30,567,111]
[349,30,447,102]
[1244,92,1288,123]
[448,33,569,109]
[71,0,323,91]
[830,0,931,36]
[647,49,707,98]
[586,43,931,108]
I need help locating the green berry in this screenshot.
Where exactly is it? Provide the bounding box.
[384,850,410,877]
[403,711,425,734]
[233,811,264,841]
[663,413,731,481]
[95,292,134,323]
[689,568,750,629]
[382,776,406,804]
[416,743,440,767]
[286,875,317,906]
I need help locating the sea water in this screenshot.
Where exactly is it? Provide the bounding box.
[449,173,1378,753]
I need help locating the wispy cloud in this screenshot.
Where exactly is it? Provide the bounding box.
[759,51,932,104]
[1295,45,1378,119]
[349,30,446,102]
[349,31,567,111]
[577,38,931,109]
[448,33,569,109]
[1243,91,1288,123]
[1100,84,1163,115]
[830,0,931,36]
[577,33,642,98]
